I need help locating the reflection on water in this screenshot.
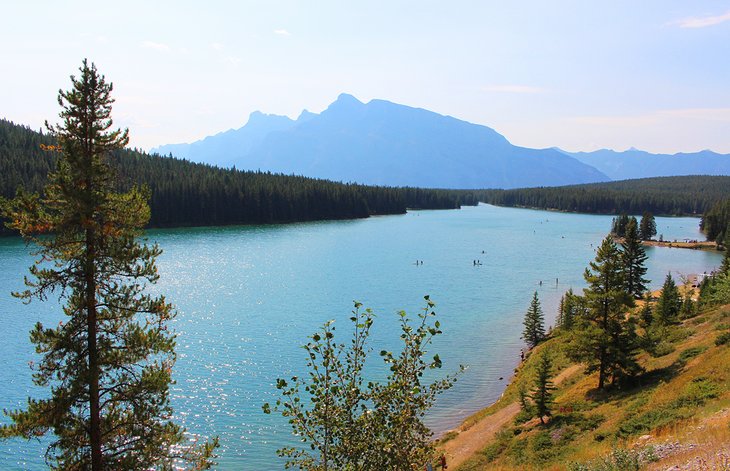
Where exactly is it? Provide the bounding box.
[0,205,722,469]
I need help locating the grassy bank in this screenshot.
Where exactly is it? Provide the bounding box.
[441,299,730,470]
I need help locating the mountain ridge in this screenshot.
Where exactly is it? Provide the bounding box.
[558,148,730,181]
[152,94,609,189]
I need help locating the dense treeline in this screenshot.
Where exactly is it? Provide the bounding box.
[1,119,473,232]
[700,199,730,242]
[477,176,730,217]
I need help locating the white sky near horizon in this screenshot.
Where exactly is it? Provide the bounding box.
[1,1,729,154]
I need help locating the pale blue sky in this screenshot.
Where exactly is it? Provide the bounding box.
[2,1,729,153]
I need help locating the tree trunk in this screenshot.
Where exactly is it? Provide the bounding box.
[86,227,102,470]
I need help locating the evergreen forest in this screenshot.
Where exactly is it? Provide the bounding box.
[477,176,730,217]
[0,119,477,232]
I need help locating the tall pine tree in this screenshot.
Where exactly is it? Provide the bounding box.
[655,273,682,325]
[621,217,649,299]
[639,211,657,241]
[567,236,639,389]
[531,351,554,425]
[0,60,216,470]
[523,291,546,348]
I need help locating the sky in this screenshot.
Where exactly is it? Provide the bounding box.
[1,1,729,154]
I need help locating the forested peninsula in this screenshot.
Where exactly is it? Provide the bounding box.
[476,177,730,241]
[0,119,478,231]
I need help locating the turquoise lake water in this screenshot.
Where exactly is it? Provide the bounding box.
[0,204,723,469]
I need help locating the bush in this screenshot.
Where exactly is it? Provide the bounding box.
[568,448,642,471]
[674,378,719,407]
[716,331,730,346]
[678,346,708,363]
[649,341,675,357]
[513,409,533,425]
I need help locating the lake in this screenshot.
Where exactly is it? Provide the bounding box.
[0,204,723,469]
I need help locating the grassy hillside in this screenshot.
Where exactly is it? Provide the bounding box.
[446,298,730,470]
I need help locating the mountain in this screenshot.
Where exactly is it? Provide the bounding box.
[560,148,730,181]
[154,111,298,167]
[152,94,609,189]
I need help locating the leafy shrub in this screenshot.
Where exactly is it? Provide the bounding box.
[649,341,675,357]
[674,378,719,407]
[716,331,730,346]
[531,431,553,452]
[617,407,679,438]
[513,409,533,425]
[678,346,708,362]
[568,448,642,471]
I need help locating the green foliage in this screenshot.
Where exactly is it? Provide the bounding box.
[638,292,654,327]
[568,448,643,471]
[610,214,631,238]
[678,346,708,363]
[655,273,682,325]
[265,297,462,470]
[480,176,730,218]
[531,351,555,425]
[557,289,587,331]
[639,211,657,241]
[699,273,730,308]
[566,236,640,389]
[716,331,730,346]
[0,61,216,469]
[648,341,675,358]
[701,199,730,241]
[621,218,649,299]
[523,291,546,348]
[616,378,719,438]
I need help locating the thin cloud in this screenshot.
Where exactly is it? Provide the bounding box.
[273,29,292,36]
[673,10,730,28]
[483,84,543,94]
[211,42,224,50]
[141,40,170,52]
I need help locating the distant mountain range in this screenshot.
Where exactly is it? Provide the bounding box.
[152,94,730,189]
[558,148,730,181]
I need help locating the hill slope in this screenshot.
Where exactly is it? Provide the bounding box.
[443,287,730,470]
[153,94,610,189]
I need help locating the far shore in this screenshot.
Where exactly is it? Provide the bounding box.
[641,238,719,252]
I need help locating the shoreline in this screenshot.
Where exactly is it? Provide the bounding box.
[641,239,719,252]
[436,270,720,468]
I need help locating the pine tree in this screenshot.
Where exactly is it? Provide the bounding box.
[531,351,554,425]
[557,289,582,331]
[0,60,216,470]
[621,217,649,299]
[566,236,638,389]
[655,273,681,325]
[523,291,545,348]
[638,292,654,327]
[611,213,630,237]
[639,211,657,241]
[720,230,730,275]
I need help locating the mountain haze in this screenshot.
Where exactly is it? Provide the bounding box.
[561,148,730,181]
[153,94,609,189]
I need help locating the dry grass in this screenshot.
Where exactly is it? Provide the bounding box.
[450,300,730,471]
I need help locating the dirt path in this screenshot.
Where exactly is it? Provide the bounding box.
[439,364,583,470]
[439,401,520,470]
